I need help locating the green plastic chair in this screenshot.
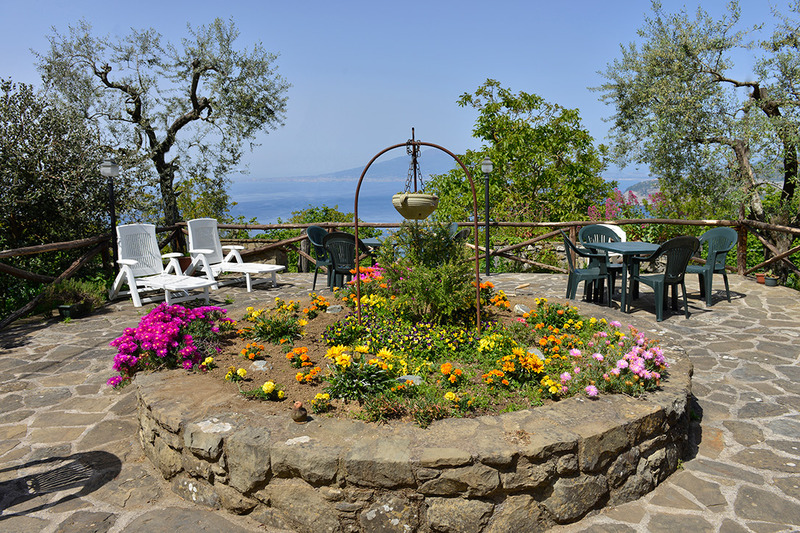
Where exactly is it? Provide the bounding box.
[630,236,700,321]
[579,224,624,300]
[560,230,613,306]
[322,232,372,289]
[685,227,737,306]
[307,226,333,291]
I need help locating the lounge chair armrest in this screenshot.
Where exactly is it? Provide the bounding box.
[189,248,215,255]
[223,246,245,264]
[117,259,138,266]
[163,252,183,259]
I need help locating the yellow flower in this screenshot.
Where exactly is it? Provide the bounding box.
[236,368,247,378]
[298,319,308,327]
[444,391,459,402]
[277,390,285,399]
[325,345,348,359]
[262,381,275,394]
[203,357,214,365]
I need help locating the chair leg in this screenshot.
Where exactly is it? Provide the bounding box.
[698,274,706,299]
[312,267,319,291]
[681,281,690,318]
[722,271,731,302]
[653,284,664,322]
[605,275,613,307]
[703,272,714,306]
[671,284,679,310]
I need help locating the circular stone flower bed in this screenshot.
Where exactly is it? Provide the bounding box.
[128,291,693,532]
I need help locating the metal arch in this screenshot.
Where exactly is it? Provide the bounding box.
[353,139,483,333]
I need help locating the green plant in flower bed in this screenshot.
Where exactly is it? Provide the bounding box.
[240,380,286,401]
[242,307,305,346]
[322,345,399,402]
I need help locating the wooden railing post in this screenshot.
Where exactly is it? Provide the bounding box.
[736,222,748,276]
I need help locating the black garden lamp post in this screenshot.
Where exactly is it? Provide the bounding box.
[481,157,493,277]
[100,159,120,272]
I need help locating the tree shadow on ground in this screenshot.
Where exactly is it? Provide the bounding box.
[0,450,121,519]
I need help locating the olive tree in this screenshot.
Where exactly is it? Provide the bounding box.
[36,18,290,227]
[597,1,800,275]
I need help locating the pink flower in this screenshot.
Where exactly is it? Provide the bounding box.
[560,372,572,384]
[592,353,604,362]
[585,385,599,397]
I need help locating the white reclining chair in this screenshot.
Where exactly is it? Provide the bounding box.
[109,224,216,307]
[186,218,285,292]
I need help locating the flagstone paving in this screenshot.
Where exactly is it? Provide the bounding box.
[0,272,798,532]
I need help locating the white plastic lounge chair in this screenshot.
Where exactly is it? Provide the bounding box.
[186,218,285,292]
[108,224,216,307]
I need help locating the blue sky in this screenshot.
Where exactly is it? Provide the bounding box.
[0,0,780,181]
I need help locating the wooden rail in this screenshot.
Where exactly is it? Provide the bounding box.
[1,218,797,329]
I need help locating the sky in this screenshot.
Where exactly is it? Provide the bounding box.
[0,0,783,182]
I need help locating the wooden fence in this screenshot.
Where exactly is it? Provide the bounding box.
[2,218,798,329]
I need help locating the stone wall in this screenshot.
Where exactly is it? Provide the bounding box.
[136,349,692,533]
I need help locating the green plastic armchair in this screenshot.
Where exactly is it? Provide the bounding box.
[561,230,613,307]
[630,236,700,321]
[307,226,333,291]
[685,227,737,306]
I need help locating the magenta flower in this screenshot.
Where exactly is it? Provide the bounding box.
[585,385,599,397]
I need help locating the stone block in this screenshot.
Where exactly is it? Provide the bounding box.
[608,448,640,488]
[270,440,340,485]
[153,435,183,479]
[418,447,472,468]
[225,427,271,493]
[501,457,554,491]
[360,494,421,533]
[543,473,608,523]
[484,494,548,533]
[426,497,493,533]
[184,419,230,460]
[216,482,258,514]
[261,477,340,533]
[556,453,578,475]
[345,438,414,488]
[171,476,220,509]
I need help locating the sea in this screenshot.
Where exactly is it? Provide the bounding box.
[228,177,409,225]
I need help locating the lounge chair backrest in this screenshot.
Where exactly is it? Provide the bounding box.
[188,218,225,264]
[598,223,627,242]
[579,224,623,248]
[699,227,737,271]
[117,224,166,278]
[653,236,700,285]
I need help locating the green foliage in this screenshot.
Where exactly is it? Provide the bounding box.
[429,79,612,224]
[324,354,397,402]
[38,278,107,316]
[37,18,290,226]
[0,79,113,322]
[249,312,303,345]
[374,219,476,325]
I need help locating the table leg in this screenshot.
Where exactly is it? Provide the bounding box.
[620,259,629,313]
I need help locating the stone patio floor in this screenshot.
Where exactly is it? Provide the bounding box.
[0,272,798,532]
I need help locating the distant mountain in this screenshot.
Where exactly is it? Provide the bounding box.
[624,179,660,197]
[238,149,459,184]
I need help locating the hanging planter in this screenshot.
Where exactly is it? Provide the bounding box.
[392,192,439,220]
